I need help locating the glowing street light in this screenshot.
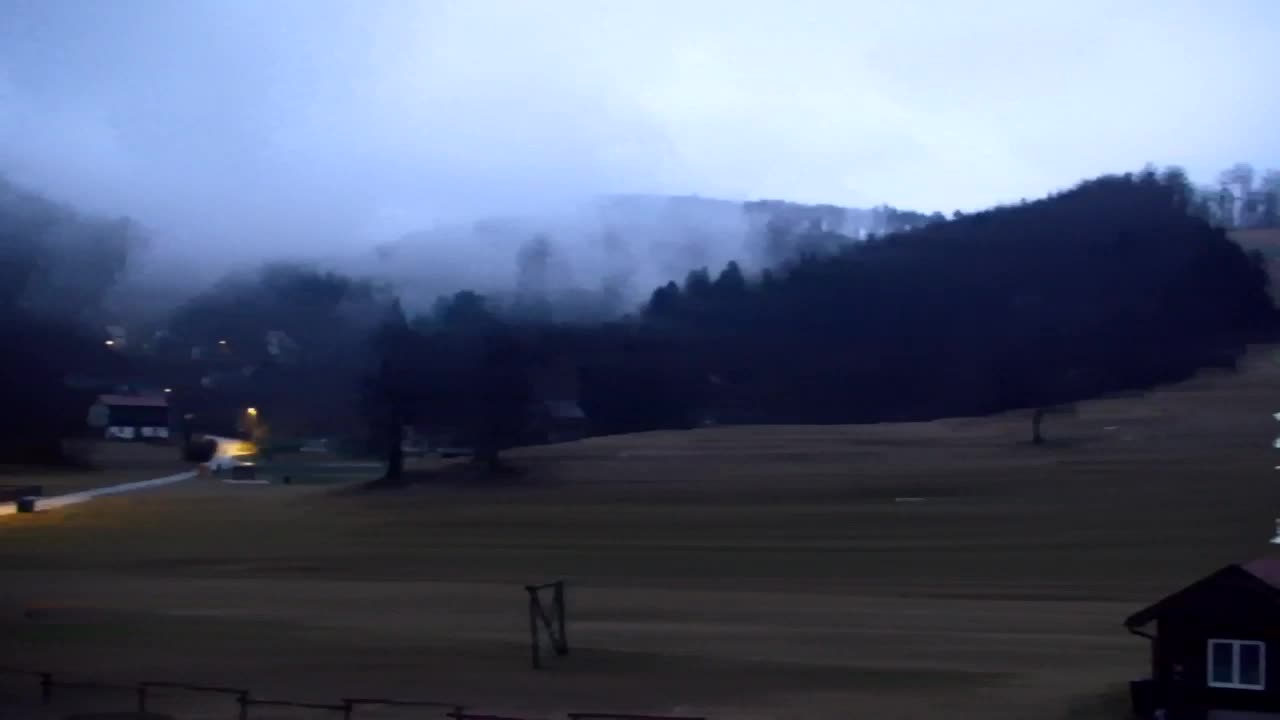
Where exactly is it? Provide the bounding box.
[104,339,115,347]
[163,388,173,394]
[218,340,228,346]
[246,407,258,417]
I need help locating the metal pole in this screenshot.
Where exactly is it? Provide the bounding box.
[555,581,568,656]
[529,589,541,669]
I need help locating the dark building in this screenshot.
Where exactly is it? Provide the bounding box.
[94,394,171,440]
[530,399,587,444]
[528,357,587,444]
[1125,557,1280,719]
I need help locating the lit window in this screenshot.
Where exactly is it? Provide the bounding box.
[1208,639,1266,690]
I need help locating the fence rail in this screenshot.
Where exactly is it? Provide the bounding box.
[568,715,707,720]
[141,681,249,694]
[136,682,250,718]
[0,668,706,720]
[239,696,349,720]
[344,697,468,718]
[0,667,48,678]
[449,713,548,720]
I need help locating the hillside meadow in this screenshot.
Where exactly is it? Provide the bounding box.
[3,350,1280,719]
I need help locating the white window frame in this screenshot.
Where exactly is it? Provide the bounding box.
[1207,639,1266,690]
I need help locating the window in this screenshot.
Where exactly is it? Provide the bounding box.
[1208,640,1266,690]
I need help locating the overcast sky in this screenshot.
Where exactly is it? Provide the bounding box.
[1,0,1278,257]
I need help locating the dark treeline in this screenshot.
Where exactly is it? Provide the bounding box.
[3,165,1277,471]
[0,179,141,462]
[365,168,1277,474]
[1196,163,1280,229]
[640,170,1276,433]
[160,264,392,442]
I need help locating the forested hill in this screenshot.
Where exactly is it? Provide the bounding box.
[615,171,1278,430]
[5,168,1277,467]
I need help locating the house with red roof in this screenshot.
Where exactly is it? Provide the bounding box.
[1126,556,1280,719]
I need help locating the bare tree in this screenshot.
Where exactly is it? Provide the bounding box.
[1218,163,1257,227]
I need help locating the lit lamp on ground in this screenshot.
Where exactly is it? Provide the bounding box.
[243,407,266,446]
[236,408,267,479]
[238,407,259,438]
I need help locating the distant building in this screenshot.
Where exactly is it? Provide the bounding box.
[265,330,299,364]
[105,325,127,349]
[93,394,170,440]
[1126,557,1280,719]
[528,357,587,444]
[199,368,255,390]
[530,399,587,444]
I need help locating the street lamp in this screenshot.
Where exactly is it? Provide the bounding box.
[104,339,115,347]
[246,407,258,417]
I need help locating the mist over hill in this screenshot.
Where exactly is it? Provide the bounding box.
[350,194,937,318]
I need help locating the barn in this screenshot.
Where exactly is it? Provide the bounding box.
[1125,557,1280,719]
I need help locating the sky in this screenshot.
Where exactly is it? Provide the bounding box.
[1,0,1278,260]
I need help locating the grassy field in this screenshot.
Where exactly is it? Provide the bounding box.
[0,441,189,495]
[3,350,1280,719]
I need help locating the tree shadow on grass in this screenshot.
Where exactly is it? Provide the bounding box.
[353,460,545,493]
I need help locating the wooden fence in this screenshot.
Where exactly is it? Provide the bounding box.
[0,668,704,720]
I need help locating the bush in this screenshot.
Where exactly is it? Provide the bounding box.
[58,437,97,468]
[182,437,217,463]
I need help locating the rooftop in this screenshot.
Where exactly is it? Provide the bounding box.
[1242,555,1280,590]
[98,394,168,408]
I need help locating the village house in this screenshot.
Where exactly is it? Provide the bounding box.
[528,356,587,444]
[530,398,587,444]
[1126,557,1280,719]
[92,394,171,441]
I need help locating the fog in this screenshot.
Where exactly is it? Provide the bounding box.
[2,0,1278,305]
